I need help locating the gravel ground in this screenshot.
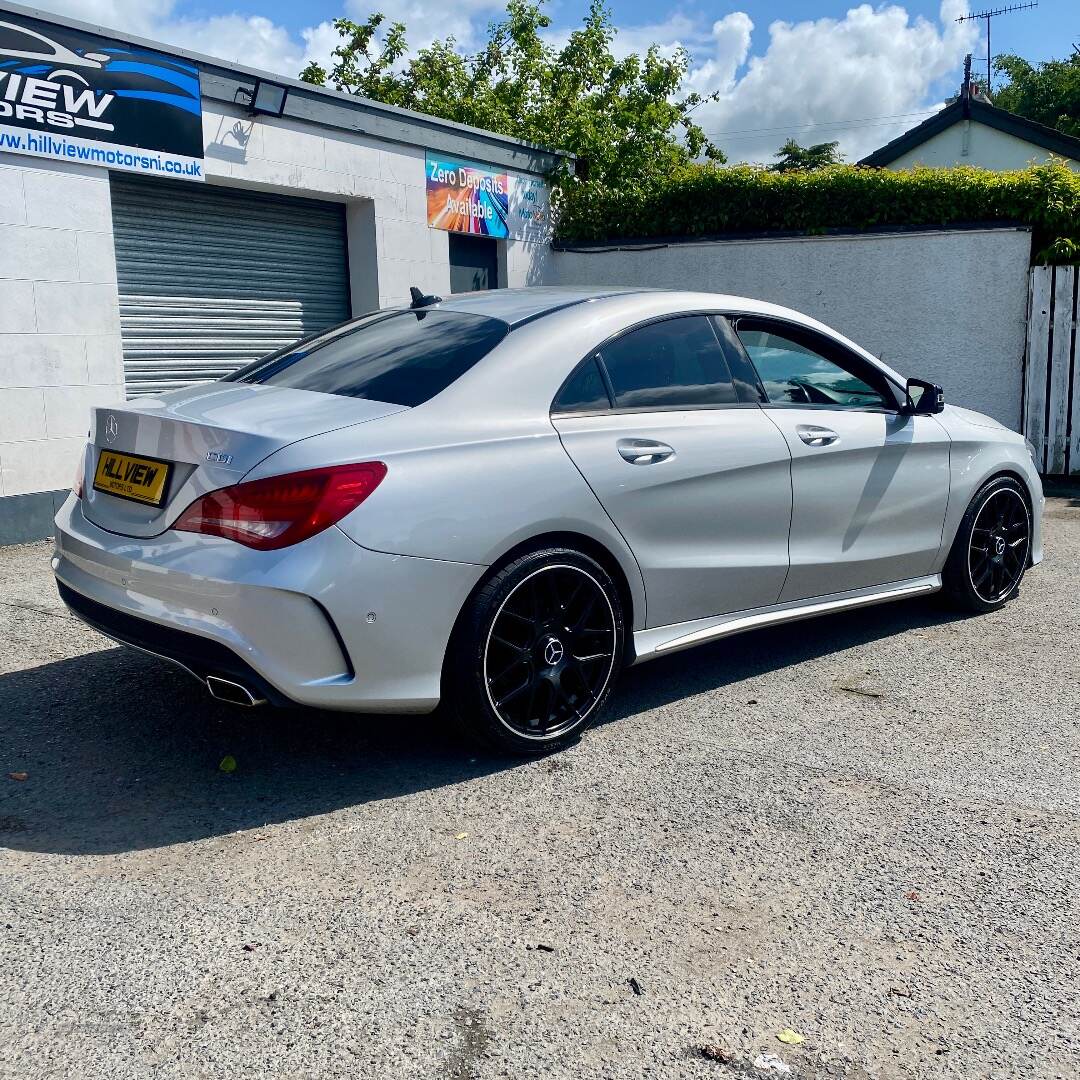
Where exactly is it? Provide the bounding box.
[1,492,1078,1080]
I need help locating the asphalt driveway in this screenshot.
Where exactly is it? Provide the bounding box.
[2,491,1078,1079]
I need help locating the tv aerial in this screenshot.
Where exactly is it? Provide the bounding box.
[956,2,1038,92]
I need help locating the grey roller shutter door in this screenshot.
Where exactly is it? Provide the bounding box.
[110,175,350,397]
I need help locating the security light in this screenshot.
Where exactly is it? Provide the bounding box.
[247,78,288,118]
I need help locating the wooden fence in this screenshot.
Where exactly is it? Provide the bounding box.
[1024,265,1079,475]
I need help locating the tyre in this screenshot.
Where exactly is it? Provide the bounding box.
[446,547,626,754]
[942,475,1032,613]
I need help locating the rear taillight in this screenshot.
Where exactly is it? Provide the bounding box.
[174,462,387,550]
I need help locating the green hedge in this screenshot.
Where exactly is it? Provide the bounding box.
[554,162,1080,263]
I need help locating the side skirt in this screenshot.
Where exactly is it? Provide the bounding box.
[630,575,941,664]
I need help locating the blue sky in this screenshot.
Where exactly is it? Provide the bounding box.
[240,0,1062,64]
[38,0,1073,163]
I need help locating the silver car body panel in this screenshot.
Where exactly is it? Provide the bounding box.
[53,495,484,712]
[632,574,942,661]
[53,287,1045,713]
[931,404,1044,568]
[763,409,951,602]
[82,383,405,538]
[553,407,791,626]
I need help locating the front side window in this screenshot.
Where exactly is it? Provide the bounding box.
[597,316,738,410]
[226,309,508,407]
[735,319,893,410]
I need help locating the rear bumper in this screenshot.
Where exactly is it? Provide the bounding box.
[52,495,486,712]
[57,580,292,706]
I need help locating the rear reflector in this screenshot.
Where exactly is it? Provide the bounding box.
[174,462,387,550]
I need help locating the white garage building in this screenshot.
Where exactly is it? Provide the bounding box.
[0,2,564,542]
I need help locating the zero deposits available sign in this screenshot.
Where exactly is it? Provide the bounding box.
[426,152,549,243]
[0,11,203,180]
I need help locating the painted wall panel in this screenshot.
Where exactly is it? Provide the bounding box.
[548,228,1033,428]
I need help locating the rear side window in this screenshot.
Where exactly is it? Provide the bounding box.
[226,310,508,407]
[553,356,611,414]
[597,316,738,410]
[711,316,767,404]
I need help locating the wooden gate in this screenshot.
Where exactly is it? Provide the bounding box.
[1023,265,1079,475]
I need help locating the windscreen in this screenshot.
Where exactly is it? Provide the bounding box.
[225,309,509,407]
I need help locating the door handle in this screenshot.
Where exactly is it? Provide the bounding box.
[617,438,675,465]
[796,424,839,447]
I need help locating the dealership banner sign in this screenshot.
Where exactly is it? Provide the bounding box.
[426,153,550,243]
[0,12,203,180]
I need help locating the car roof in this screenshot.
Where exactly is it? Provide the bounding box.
[421,286,655,327]
[419,287,828,331]
[406,287,906,388]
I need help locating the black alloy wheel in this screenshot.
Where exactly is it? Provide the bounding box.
[944,475,1032,613]
[448,548,625,753]
[483,564,618,740]
[967,486,1030,604]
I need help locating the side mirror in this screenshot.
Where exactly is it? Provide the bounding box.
[904,378,944,415]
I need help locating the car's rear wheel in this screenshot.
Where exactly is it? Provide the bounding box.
[943,475,1031,613]
[447,547,625,754]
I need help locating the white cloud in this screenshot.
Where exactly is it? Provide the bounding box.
[611,13,710,59]
[32,0,324,76]
[350,0,504,51]
[525,1,975,165]
[161,15,305,70]
[685,12,753,96]
[684,1,978,164]
[301,20,344,72]
[31,0,175,39]
[29,0,977,164]
[34,0,506,76]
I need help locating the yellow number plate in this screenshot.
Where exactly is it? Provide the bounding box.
[93,450,171,507]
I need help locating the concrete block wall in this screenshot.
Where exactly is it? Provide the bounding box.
[0,156,125,511]
[548,227,1033,428]
[505,237,553,287]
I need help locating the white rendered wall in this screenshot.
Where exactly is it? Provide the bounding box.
[548,227,1033,427]
[1,104,554,500]
[0,155,125,499]
[201,103,552,303]
[884,121,1079,171]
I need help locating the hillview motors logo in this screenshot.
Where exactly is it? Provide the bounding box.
[0,21,115,132]
[0,12,204,180]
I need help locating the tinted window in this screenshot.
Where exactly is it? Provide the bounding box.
[736,320,892,410]
[711,316,767,403]
[598,316,738,410]
[553,357,611,414]
[227,310,508,407]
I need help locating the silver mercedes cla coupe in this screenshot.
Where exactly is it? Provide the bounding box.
[53,286,1043,753]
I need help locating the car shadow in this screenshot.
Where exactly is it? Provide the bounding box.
[0,596,965,856]
[601,594,963,725]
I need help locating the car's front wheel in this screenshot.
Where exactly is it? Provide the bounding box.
[942,475,1032,613]
[447,547,625,754]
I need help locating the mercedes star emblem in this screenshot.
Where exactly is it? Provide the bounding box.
[543,638,565,666]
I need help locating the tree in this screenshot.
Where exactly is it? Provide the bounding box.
[768,138,844,172]
[300,1,725,191]
[993,53,1080,139]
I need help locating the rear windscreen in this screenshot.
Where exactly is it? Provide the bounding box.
[225,309,509,407]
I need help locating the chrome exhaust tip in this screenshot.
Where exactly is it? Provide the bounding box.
[206,675,267,707]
